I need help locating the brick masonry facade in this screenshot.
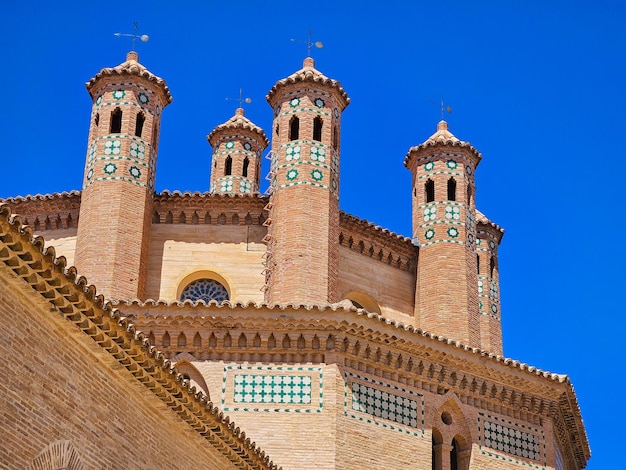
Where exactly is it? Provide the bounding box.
[0,52,589,469]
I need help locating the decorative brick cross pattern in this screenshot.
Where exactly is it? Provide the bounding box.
[233,374,312,404]
[478,413,545,467]
[483,419,541,461]
[351,382,419,428]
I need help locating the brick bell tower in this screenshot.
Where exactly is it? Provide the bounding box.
[75,51,172,300]
[207,108,269,194]
[476,210,504,354]
[264,57,350,304]
[404,120,483,349]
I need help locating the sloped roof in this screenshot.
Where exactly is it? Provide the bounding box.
[86,51,173,104]
[404,120,481,168]
[476,208,505,239]
[266,57,350,109]
[207,108,269,147]
[0,203,280,470]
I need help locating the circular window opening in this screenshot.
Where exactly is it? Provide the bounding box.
[180,278,229,303]
[441,411,453,425]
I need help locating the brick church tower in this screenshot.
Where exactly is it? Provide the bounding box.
[263,57,350,304]
[405,120,501,352]
[207,107,269,195]
[74,51,172,300]
[0,47,591,470]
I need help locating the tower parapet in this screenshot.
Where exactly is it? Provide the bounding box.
[75,51,171,300]
[207,108,268,194]
[264,57,349,304]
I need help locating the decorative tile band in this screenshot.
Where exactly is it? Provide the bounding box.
[277,181,331,191]
[281,107,331,117]
[419,239,466,248]
[344,372,424,437]
[417,170,464,179]
[478,413,545,469]
[222,365,323,413]
[85,176,146,188]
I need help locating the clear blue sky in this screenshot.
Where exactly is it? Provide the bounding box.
[1,1,622,468]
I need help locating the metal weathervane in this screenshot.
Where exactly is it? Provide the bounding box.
[290,29,323,56]
[114,22,149,51]
[430,93,452,121]
[225,89,252,109]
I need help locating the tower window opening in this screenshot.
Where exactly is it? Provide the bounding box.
[276,123,280,136]
[289,116,299,140]
[94,113,99,127]
[432,430,442,470]
[425,179,435,203]
[135,112,145,137]
[451,438,459,470]
[313,116,323,141]
[447,178,457,201]
[490,256,496,278]
[477,254,480,274]
[242,157,249,177]
[467,184,473,205]
[332,126,338,149]
[225,156,233,176]
[110,108,122,133]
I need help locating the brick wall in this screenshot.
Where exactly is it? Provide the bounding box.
[0,269,240,469]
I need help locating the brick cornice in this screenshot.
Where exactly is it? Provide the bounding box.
[339,211,416,270]
[0,191,81,232]
[0,203,280,470]
[118,299,590,469]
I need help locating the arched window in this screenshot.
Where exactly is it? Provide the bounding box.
[94,113,99,128]
[313,116,323,141]
[110,107,122,133]
[451,438,460,470]
[225,156,232,176]
[490,256,496,278]
[344,291,381,314]
[289,116,299,140]
[180,278,230,303]
[432,429,443,470]
[135,112,145,137]
[242,157,249,177]
[466,184,472,205]
[447,178,456,201]
[426,179,435,203]
[332,125,338,149]
[174,360,211,398]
